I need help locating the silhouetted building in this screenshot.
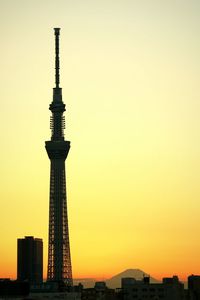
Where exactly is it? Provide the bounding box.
[0,279,30,297]
[188,275,200,300]
[17,236,43,284]
[28,282,81,299]
[45,28,72,286]
[94,281,107,291]
[82,282,116,300]
[121,275,184,300]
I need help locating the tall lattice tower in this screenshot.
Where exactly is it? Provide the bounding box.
[45,28,73,286]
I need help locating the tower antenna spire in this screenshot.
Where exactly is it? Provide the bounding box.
[54,28,60,88]
[46,28,73,286]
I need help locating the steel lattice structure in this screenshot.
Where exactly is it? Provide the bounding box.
[45,28,73,286]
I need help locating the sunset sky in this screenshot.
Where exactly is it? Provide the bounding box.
[0,0,200,281]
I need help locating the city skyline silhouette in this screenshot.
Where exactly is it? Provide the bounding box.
[0,0,200,282]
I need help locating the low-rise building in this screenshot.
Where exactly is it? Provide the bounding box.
[121,275,184,300]
[81,281,116,300]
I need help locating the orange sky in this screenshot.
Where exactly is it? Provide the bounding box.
[0,0,200,282]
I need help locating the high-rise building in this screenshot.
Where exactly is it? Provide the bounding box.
[17,236,43,284]
[45,28,73,286]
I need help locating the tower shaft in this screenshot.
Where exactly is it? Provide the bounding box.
[45,28,72,286]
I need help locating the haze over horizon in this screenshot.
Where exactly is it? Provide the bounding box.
[0,0,200,281]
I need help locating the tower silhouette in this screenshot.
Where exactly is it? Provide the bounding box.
[45,28,73,286]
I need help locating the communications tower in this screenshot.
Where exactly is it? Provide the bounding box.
[45,28,73,286]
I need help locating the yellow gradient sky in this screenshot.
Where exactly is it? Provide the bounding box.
[0,0,200,281]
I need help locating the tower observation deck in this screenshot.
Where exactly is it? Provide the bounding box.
[45,28,73,286]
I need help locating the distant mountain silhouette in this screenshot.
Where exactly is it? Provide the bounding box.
[106,269,160,289]
[74,269,160,288]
